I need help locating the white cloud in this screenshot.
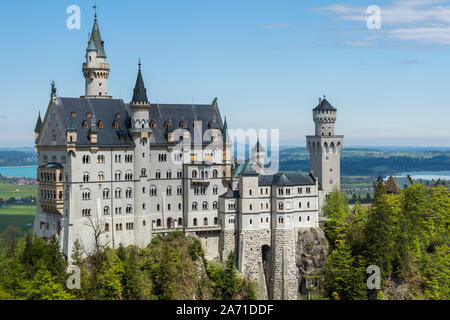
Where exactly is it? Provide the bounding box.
[317,0,450,46]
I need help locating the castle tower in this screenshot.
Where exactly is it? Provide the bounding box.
[129,60,152,247]
[81,12,111,99]
[306,96,344,198]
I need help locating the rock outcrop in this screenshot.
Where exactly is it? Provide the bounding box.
[296,228,328,297]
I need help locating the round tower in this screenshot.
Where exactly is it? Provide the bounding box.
[306,96,344,200]
[129,60,152,247]
[81,13,111,99]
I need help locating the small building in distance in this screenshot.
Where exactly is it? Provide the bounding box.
[373,174,414,195]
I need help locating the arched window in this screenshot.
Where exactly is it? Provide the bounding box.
[202,202,208,210]
[114,121,119,129]
[193,218,198,226]
[166,186,172,196]
[192,202,198,211]
[141,168,147,176]
[156,219,161,227]
[204,218,208,226]
[179,121,185,128]
[103,189,110,199]
[83,173,89,182]
[192,170,198,179]
[150,186,157,196]
[98,121,103,129]
[98,173,104,181]
[212,169,218,178]
[104,206,110,215]
[213,201,218,210]
[83,121,89,129]
[150,121,155,128]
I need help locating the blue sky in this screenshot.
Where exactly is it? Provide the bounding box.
[0,0,449,147]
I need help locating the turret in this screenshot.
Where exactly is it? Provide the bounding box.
[81,12,111,99]
[306,96,344,201]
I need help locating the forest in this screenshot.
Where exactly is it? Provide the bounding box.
[322,183,449,299]
[0,230,256,300]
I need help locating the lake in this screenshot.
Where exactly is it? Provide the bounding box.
[0,166,37,179]
[395,170,450,181]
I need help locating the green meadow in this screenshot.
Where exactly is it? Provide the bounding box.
[0,183,37,199]
[0,205,36,235]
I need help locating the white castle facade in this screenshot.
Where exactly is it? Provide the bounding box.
[33,15,343,300]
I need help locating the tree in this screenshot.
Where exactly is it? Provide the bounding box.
[26,268,74,300]
[322,190,350,248]
[0,225,21,258]
[97,249,124,300]
[324,239,366,300]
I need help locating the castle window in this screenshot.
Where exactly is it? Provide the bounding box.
[307,202,310,208]
[157,204,160,211]
[193,218,197,226]
[83,173,89,182]
[179,121,185,128]
[98,173,104,182]
[99,121,103,129]
[141,168,147,176]
[114,121,119,129]
[204,218,208,226]
[150,121,155,128]
[143,220,146,226]
[83,121,89,129]
[115,113,121,118]
[278,202,283,210]
[86,112,92,118]
[178,203,182,210]
[249,204,253,211]
[150,186,157,196]
[167,187,172,196]
[249,189,252,196]
[299,216,302,222]
[104,206,110,215]
[177,186,183,195]
[208,121,213,129]
[192,170,198,179]
[115,189,122,198]
[213,201,218,210]
[178,218,183,225]
[213,186,218,195]
[249,219,252,225]
[103,189,110,199]
[307,216,310,221]
[157,219,161,227]
[213,169,218,178]
[82,155,90,164]
[155,171,161,179]
[202,202,208,210]
[164,121,169,129]
[105,223,109,231]
[167,171,172,179]
[192,202,198,211]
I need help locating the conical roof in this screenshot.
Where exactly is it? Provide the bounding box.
[34,113,42,133]
[132,61,148,103]
[313,97,337,111]
[87,16,106,58]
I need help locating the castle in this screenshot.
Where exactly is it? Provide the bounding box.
[33,14,343,300]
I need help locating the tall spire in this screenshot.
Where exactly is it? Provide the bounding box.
[87,8,106,58]
[222,116,230,143]
[132,59,149,104]
[34,112,42,133]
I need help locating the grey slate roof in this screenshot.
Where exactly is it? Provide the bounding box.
[56,97,134,147]
[219,188,240,199]
[39,162,63,169]
[232,162,259,177]
[87,17,106,58]
[313,98,337,111]
[148,102,223,145]
[253,139,265,153]
[258,173,315,186]
[132,63,148,103]
[34,113,42,133]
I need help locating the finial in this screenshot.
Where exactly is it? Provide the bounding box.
[50,81,56,96]
[323,94,326,99]
[138,58,142,71]
[92,4,98,19]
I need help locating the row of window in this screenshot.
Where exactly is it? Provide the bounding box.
[104,222,134,232]
[191,169,219,179]
[40,189,63,200]
[39,172,62,182]
[191,201,218,211]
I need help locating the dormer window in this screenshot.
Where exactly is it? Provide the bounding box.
[98,121,103,129]
[150,121,155,129]
[83,121,89,129]
[208,121,213,129]
[86,112,92,118]
[164,121,169,129]
[114,121,119,129]
[115,113,121,118]
[179,122,184,128]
